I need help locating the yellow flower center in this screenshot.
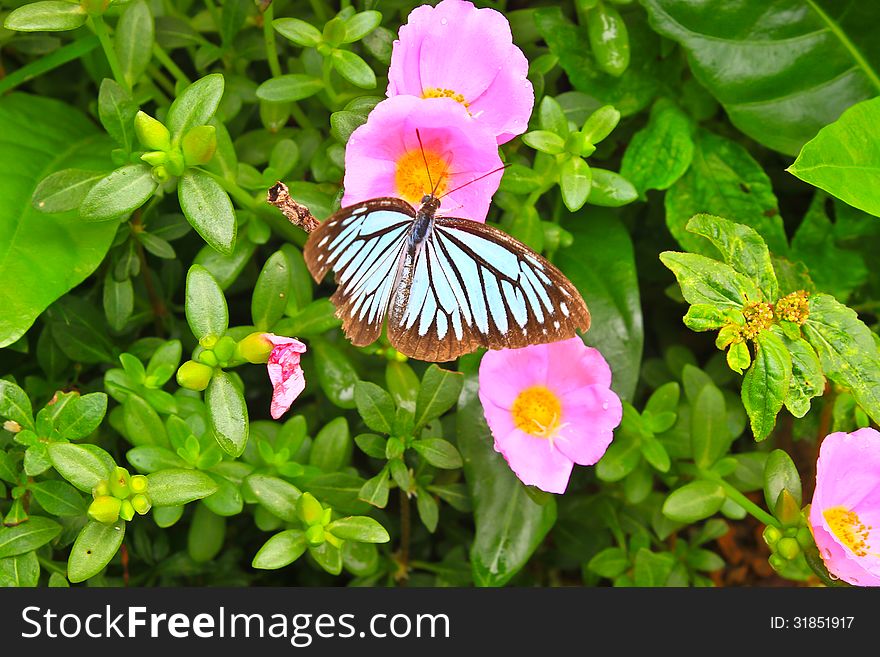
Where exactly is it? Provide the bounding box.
[511,386,562,438]
[422,87,469,108]
[824,506,873,557]
[394,148,449,205]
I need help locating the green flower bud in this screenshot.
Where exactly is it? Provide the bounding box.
[92,480,110,497]
[131,493,152,515]
[141,150,168,166]
[199,335,219,350]
[762,525,782,546]
[181,125,217,166]
[213,335,236,363]
[236,332,274,364]
[165,150,185,177]
[88,496,122,524]
[796,526,814,549]
[306,524,325,546]
[197,350,219,367]
[151,165,171,183]
[297,493,324,526]
[768,554,786,573]
[321,508,332,526]
[119,499,135,522]
[774,489,802,527]
[130,474,149,494]
[134,111,171,152]
[564,131,595,158]
[776,537,800,560]
[176,360,214,391]
[108,467,131,499]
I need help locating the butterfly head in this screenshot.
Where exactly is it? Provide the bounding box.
[419,193,442,216]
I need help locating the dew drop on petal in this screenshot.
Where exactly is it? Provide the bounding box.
[440,17,448,25]
[602,402,609,410]
[829,572,840,581]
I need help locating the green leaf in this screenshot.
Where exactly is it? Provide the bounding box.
[0,451,19,485]
[187,503,225,563]
[663,480,726,523]
[4,1,86,32]
[343,11,381,43]
[48,443,113,493]
[114,0,154,87]
[147,469,218,506]
[804,294,880,424]
[67,520,125,583]
[587,168,637,207]
[47,295,116,363]
[642,0,880,155]
[256,75,324,103]
[354,382,395,434]
[273,299,341,337]
[358,470,390,508]
[0,380,34,430]
[415,489,439,533]
[251,250,290,331]
[178,170,236,255]
[742,330,792,441]
[588,547,629,579]
[779,332,825,418]
[620,99,694,195]
[126,446,187,472]
[123,394,168,447]
[253,529,307,569]
[665,130,786,256]
[185,264,228,340]
[327,516,390,543]
[640,434,670,473]
[331,50,376,88]
[385,361,419,412]
[559,156,592,211]
[538,95,569,136]
[0,551,40,587]
[788,97,880,218]
[522,130,565,155]
[98,78,137,152]
[311,339,358,409]
[558,210,642,401]
[0,94,115,347]
[0,517,61,558]
[411,438,463,469]
[103,271,133,331]
[273,17,322,47]
[660,252,760,309]
[309,417,352,472]
[414,365,464,430]
[691,384,728,468]
[309,542,342,575]
[166,74,224,138]
[764,449,803,510]
[206,371,249,457]
[245,474,302,522]
[80,164,157,221]
[55,392,107,441]
[457,367,556,587]
[686,215,778,301]
[32,168,105,214]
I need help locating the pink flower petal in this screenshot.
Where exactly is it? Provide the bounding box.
[478,342,549,410]
[264,336,307,419]
[545,337,613,394]
[493,425,574,494]
[554,385,622,465]
[387,0,532,144]
[342,95,502,222]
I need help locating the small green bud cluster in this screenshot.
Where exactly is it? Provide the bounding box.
[135,111,217,183]
[762,490,813,573]
[297,493,341,548]
[177,333,273,391]
[88,467,151,524]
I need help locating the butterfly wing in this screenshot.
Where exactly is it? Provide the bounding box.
[386,217,590,362]
[303,198,415,347]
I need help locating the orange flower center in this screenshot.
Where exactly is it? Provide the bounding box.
[511,386,562,438]
[422,87,469,108]
[824,506,873,557]
[394,148,449,204]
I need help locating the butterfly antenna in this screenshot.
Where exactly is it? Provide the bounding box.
[437,163,511,200]
[415,129,435,196]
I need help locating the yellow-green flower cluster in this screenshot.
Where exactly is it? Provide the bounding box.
[88,467,151,524]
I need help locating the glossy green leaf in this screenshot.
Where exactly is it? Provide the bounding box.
[587,168,638,207]
[327,516,389,543]
[331,49,376,88]
[0,517,61,558]
[98,79,137,152]
[67,520,124,583]
[803,293,880,424]
[32,168,105,215]
[80,164,157,221]
[253,529,307,569]
[185,264,228,340]
[559,156,592,211]
[779,331,825,418]
[764,449,803,509]
[147,469,218,506]
[412,438,463,470]
[620,99,694,195]
[187,503,225,563]
[414,365,464,430]
[660,252,760,309]
[642,0,880,155]
[311,339,358,409]
[245,474,302,522]
[256,75,324,103]
[309,417,352,472]
[166,74,225,138]
[48,443,113,493]
[662,480,726,523]
[206,371,249,457]
[0,380,34,430]
[665,130,786,256]
[4,2,87,32]
[457,368,556,587]
[557,210,643,401]
[252,250,290,330]
[114,0,154,87]
[691,384,727,468]
[742,330,792,441]
[0,551,39,587]
[0,94,115,347]
[178,169,236,255]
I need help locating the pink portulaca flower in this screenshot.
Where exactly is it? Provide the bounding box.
[809,428,880,586]
[342,95,503,222]
[388,0,533,144]
[478,338,623,494]
[264,334,307,420]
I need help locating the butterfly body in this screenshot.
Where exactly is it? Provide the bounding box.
[304,194,590,362]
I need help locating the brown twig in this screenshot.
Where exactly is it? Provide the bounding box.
[395,488,411,584]
[267,182,320,233]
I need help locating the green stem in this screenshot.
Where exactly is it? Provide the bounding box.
[0,35,101,95]
[321,57,341,109]
[682,464,780,528]
[90,15,130,94]
[263,2,282,78]
[152,43,191,86]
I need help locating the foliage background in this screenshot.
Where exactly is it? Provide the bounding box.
[0,0,878,587]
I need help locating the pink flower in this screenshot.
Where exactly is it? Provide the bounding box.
[809,428,880,586]
[342,95,503,222]
[388,0,533,144]
[478,338,622,494]
[264,334,307,420]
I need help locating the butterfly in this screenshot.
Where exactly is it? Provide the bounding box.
[303,154,590,362]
